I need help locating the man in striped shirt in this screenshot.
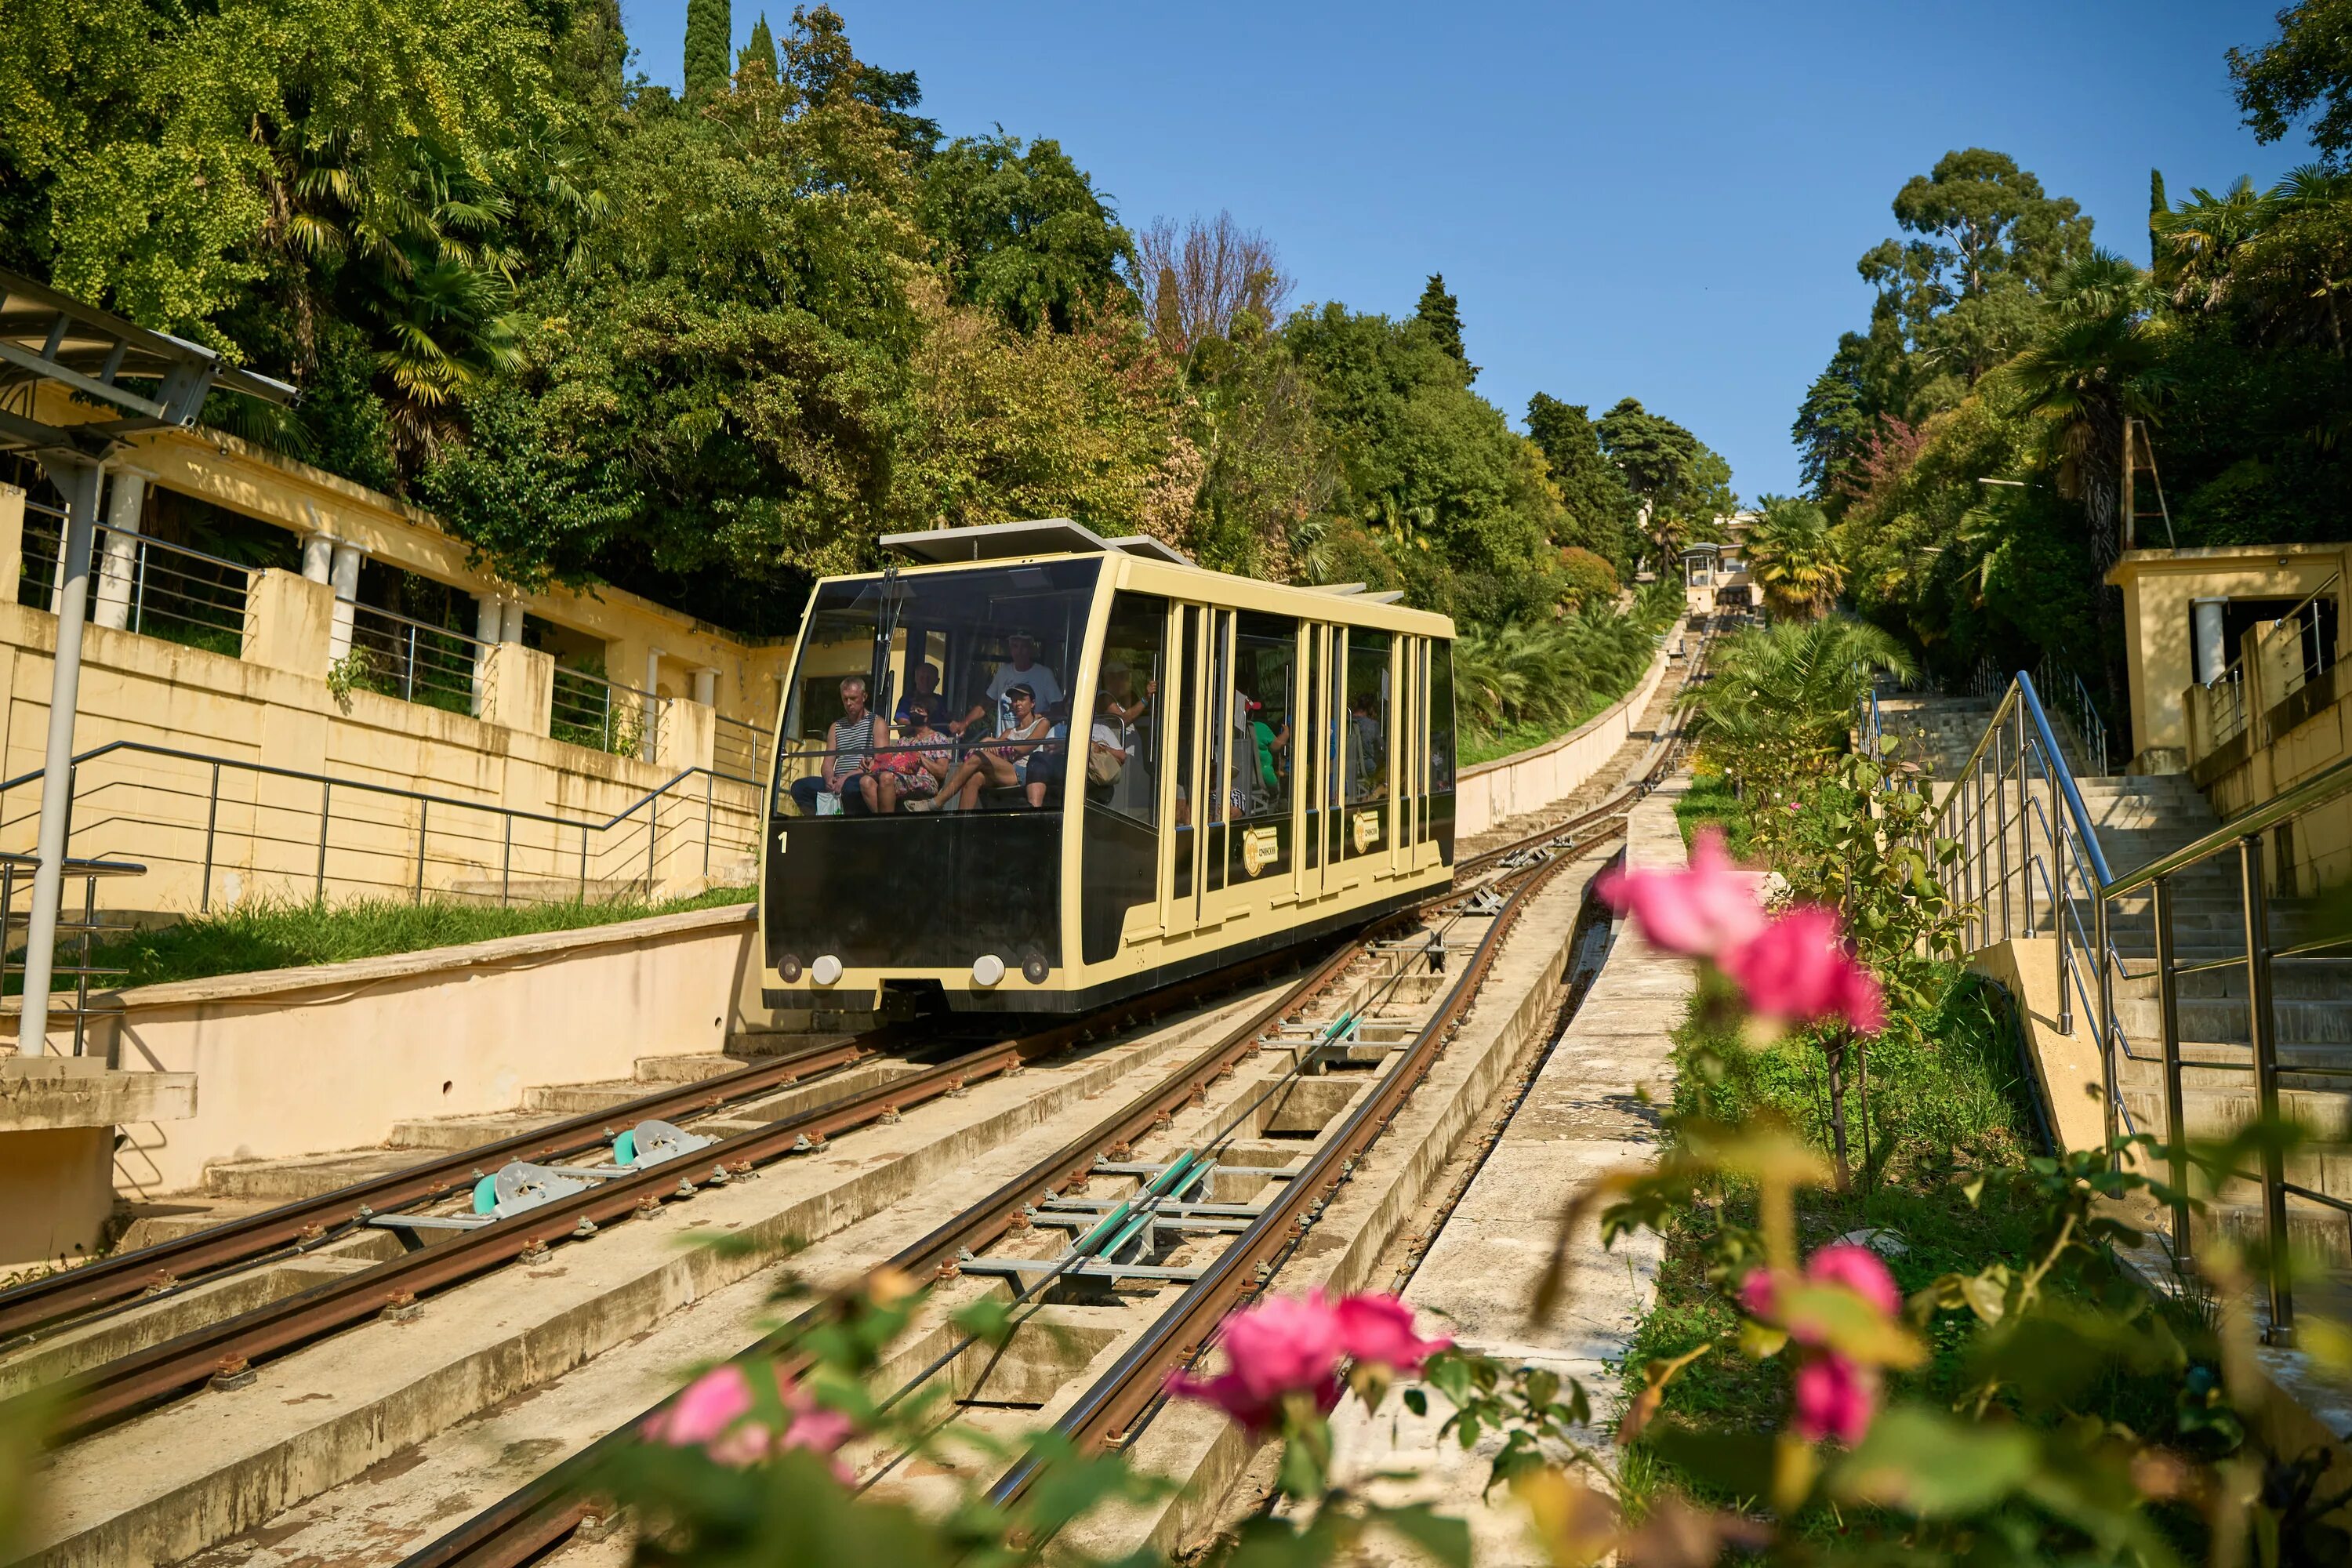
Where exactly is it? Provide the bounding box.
[789,676,880,815]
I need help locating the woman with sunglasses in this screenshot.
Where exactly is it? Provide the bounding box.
[931,684,1052,811]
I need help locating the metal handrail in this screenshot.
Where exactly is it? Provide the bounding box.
[2035,651,2111,779]
[1940,670,2352,1348]
[0,739,760,909]
[2105,750,2352,898]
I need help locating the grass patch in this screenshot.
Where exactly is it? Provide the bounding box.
[35,887,753,991]
[1671,770,1753,856]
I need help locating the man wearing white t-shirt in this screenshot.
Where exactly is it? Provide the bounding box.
[953,633,1063,738]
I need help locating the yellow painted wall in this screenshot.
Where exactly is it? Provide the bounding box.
[0,574,763,914]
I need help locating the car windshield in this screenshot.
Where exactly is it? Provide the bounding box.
[777,558,1099,816]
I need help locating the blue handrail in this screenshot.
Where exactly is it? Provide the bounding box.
[2013,670,2114,886]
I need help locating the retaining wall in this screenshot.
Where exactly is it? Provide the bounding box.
[91,902,767,1195]
[1451,616,1683,840]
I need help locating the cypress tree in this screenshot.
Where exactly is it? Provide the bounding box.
[739,13,776,85]
[1416,273,1475,379]
[683,0,731,103]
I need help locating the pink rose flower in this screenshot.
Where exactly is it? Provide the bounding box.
[1596,828,1768,960]
[1720,906,1883,1033]
[1168,1290,1347,1432]
[1805,1243,1900,1316]
[645,1361,855,1475]
[1737,1267,1778,1319]
[1334,1294,1452,1374]
[1791,1352,1879,1445]
[648,1363,753,1446]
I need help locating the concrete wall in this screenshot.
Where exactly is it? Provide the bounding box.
[1452,618,1682,840]
[99,902,767,1195]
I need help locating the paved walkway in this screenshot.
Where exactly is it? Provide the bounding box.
[1327,779,1696,1566]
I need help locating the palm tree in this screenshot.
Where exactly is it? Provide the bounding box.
[1684,616,1914,782]
[2152,176,2273,313]
[1743,495,1845,621]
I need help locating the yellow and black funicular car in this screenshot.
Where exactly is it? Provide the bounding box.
[760,520,1457,1015]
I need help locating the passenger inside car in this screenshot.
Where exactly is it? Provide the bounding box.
[788,676,879,815]
[931,683,1053,811]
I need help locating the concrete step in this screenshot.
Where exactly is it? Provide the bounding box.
[201,1146,436,1202]
[2114,998,2352,1047]
[632,1053,746,1085]
[2118,1080,2352,1142]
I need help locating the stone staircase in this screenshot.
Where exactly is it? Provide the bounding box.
[1884,685,2352,1261]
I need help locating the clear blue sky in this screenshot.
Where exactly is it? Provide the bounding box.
[617,1,2310,499]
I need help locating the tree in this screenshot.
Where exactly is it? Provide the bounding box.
[684,0,731,103]
[1595,397,1732,563]
[2231,0,2352,165]
[918,134,1134,333]
[1744,494,1845,621]
[1285,303,1560,604]
[738,13,779,85]
[1135,212,1290,354]
[1415,273,1475,379]
[423,7,931,601]
[1791,335,1873,499]
[1526,393,1635,568]
[1857,149,2093,406]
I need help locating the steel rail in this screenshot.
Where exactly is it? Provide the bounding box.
[13,945,1323,1438]
[987,829,1587,1509]
[390,824,1628,1568]
[0,1030,891,1344]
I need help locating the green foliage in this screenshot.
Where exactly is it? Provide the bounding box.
[1743,494,1843,620]
[1596,397,1735,564]
[2230,0,2352,164]
[1525,393,1637,570]
[1414,272,1474,378]
[684,0,731,102]
[1683,616,1911,799]
[1451,589,1675,758]
[918,134,1134,333]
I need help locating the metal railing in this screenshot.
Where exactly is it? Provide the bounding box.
[22,512,252,658]
[713,713,769,786]
[551,665,666,761]
[2205,658,2250,749]
[1934,673,2121,1057]
[2256,572,2339,723]
[342,601,490,716]
[0,740,761,915]
[2035,651,2111,779]
[0,852,143,1058]
[1941,671,2352,1345]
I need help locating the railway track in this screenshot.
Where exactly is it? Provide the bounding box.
[18,615,1721,1567]
[394,622,1719,1568]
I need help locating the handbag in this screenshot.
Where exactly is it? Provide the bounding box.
[1087,741,1123,785]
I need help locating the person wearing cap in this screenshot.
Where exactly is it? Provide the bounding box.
[930,682,1054,811]
[952,633,1062,739]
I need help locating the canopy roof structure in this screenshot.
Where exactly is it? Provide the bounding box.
[882,518,1192,567]
[0,267,296,459]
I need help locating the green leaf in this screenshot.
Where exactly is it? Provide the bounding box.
[1370,1503,1473,1568]
[1831,1406,2038,1515]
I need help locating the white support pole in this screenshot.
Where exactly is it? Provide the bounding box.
[2193,598,2229,685]
[327,543,361,662]
[92,468,146,633]
[301,532,333,583]
[692,666,717,707]
[22,452,105,1057]
[500,599,524,644]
